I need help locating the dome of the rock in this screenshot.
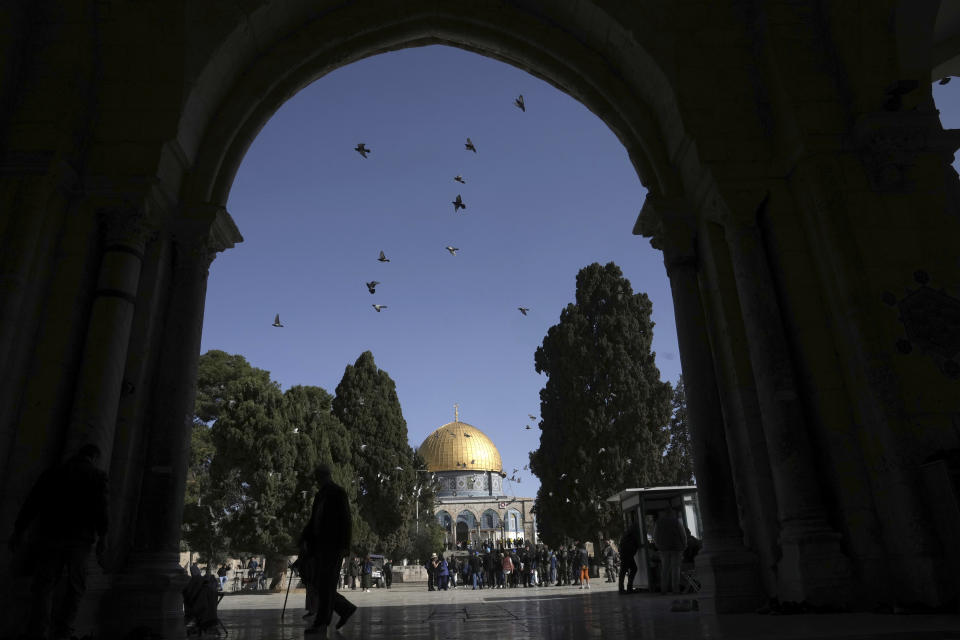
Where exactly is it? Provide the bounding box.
[418,421,505,476]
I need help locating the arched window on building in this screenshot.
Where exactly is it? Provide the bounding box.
[505,509,522,535]
[482,509,499,530]
[436,510,453,532]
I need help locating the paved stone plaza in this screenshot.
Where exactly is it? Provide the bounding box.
[217,583,960,640]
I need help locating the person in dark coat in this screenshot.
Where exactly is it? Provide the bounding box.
[653,507,687,595]
[11,443,109,640]
[299,463,357,637]
[619,524,641,593]
[383,559,393,589]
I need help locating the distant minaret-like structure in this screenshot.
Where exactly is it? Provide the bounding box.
[454,403,459,422]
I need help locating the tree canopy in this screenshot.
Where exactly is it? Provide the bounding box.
[332,351,422,555]
[660,377,694,486]
[529,262,674,546]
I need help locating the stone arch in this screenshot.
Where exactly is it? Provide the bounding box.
[436,509,453,533]
[457,510,478,529]
[481,509,500,530]
[178,1,690,209]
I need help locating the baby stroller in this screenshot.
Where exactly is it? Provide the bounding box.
[183,574,228,636]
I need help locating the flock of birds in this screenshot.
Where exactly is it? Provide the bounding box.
[271,94,531,326]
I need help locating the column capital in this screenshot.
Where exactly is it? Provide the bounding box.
[97,202,156,250]
[635,193,698,268]
[170,204,243,273]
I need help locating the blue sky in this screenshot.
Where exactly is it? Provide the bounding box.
[202,44,960,501]
[202,45,677,499]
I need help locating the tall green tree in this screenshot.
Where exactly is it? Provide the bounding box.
[332,351,419,555]
[661,377,695,485]
[529,262,673,546]
[184,351,359,588]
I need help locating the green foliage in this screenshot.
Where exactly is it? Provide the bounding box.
[184,351,359,584]
[660,376,695,485]
[332,352,420,555]
[529,262,673,546]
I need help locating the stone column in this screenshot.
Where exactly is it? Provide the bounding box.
[101,206,239,639]
[721,192,851,605]
[63,204,152,462]
[637,195,760,613]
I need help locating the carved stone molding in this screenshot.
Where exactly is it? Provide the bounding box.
[634,193,698,268]
[170,204,243,275]
[97,203,155,251]
[885,270,960,379]
[852,112,960,192]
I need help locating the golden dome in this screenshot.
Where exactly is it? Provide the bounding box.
[418,421,504,475]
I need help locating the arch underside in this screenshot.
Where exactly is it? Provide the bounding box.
[182,4,686,210]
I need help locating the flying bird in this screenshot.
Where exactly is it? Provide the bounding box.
[360,444,368,451]
[528,414,536,421]
[560,473,567,479]
[626,458,632,465]
[518,307,529,316]
[454,175,466,184]
[372,304,388,312]
[574,478,579,484]
[598,447,606,453]
[525,425,531,430]
[272,314,284,328]
[377,250,390,262]
[395,466,404,471]
[565,498,571,503]
[513,468,519,474]
[514,94,525,111]
[465,137,476,153]
[355,143,370,158]
[445,246,459,256]
[366,281,380,294]
[452,194,466,212]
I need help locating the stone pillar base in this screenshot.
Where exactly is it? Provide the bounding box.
[695,548,763,613]
[98,552,189,640]
[777,527,852,606]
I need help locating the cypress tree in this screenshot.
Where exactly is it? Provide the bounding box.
[529,262,673,545]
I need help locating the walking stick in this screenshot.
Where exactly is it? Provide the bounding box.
[281,563,294,618]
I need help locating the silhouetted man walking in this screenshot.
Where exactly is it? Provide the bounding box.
[10,443,109,640]
[299,464,356,638]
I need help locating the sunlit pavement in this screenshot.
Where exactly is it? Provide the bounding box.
[218,581,960,640]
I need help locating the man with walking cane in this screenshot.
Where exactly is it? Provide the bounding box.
[297,463,357,637]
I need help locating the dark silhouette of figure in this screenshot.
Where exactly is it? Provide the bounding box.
[10,443,109,640]
[299,464,357,637]
[383,559,393,589]
[619,523,641,593]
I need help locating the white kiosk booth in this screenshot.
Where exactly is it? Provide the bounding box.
[606,486,701,590]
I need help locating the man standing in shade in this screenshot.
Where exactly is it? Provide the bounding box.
[10,443,109,640]
[653,506,687,595]
[299,463,357,637]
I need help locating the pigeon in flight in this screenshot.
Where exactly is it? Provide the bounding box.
[452,194,466,212]
[565,498,571,503]
[560,473,567,479]
[518,307,529,316]
[395,466,404,471]
[366,281,380,294]
[598,447,606,453]
[378,250,390,262]
[465,137,476,153]
[454,175,466,184]
[528,414,536,421]
[446,246,459,256]
[626,457,632,465]
[372,304,388,312]
[360,444,368,450]
[272,314,284,328]
[525,425,531,430]
[514,94,525,112]
[355,143,371,158]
